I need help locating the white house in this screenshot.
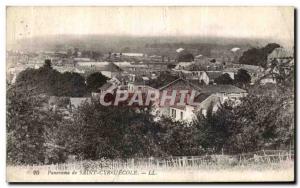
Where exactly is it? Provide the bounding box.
[155,78,247,122]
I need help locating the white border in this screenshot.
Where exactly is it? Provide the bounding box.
[1,0,299,187]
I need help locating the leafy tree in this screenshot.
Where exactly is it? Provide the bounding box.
[177,51,194,62]
[158,117,204,156]
[51,72,86,97]
[167,64,176,69]
[239,43,280,68]
[192,103,234,154]
[7,85,69,165]
[16,60,87,97]
[7,86,46,164]
[44,59,52,68]
[226,94,294,154]
[86,72,108,92]
[69,101,162,159]
[234,69,251,87]
[16,60,60,96]
[215,73,234,85]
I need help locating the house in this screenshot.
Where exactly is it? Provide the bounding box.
[73,57,91,62]
[173,69,210,85]
[155,78,247,122]
[259,73,277,85]
[122,53,144,57]
[127,75,158,93]
[174,62,195,70]
[199,84,248,104]
[206,71,224,84]
[222,68,236,79]
[127,64,149,74]
[195,54,203,60]
[113,61,133,72]
[176,48,184,53]
[193,94,222,116]
[231,47,240,52]
[168,105,196,121]
[267,47,294,62]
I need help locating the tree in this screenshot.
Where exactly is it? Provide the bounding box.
[15,60,60,96]
[7,86,46,164]
[192,103,234,154]
[69,101,163,159]
[225,94,294,154]
[52,72,86,97]
[44,59,52,68]
[7,85,69,165]
[239,43,280,68]
[86,72,108,92]
[16,60,87,97]
[215,73,233,85]
[158,117,204,156]
[234,69,251,87]
[177,51,194,62]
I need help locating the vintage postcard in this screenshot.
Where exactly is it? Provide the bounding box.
[6,6,295,182]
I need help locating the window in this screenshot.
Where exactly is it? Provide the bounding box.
[180,111,183,120]
[171,109,176,118]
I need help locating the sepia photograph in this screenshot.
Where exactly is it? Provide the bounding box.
[6,6,295,182]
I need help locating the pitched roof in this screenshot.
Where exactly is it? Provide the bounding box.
[194,93,212,103]
[147,74,178,89]
[158,78,202,91]
[176,48,184,53]
[231,47,240,52]
[200,85,247,94]
[268,47,294,59]
[206,71,223,80]
[196,95,222,109]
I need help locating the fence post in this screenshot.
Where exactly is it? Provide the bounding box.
[131,158,134,169]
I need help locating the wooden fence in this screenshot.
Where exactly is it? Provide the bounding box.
[18,150,294,170]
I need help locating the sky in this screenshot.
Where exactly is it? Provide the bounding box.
[6,6,294,47]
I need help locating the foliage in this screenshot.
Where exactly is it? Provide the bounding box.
[177,51,194,62]
[158,117,205,156]
[234,69,251,86]
[68,101,163,159]
[192,103,234,154]
[16,63,60,96]
[226,93,294,154]
[239,43,280,68]
[192,91,293,154]
[215,73,234,85]
[15,60,87,97]
[86,72,108,92]
[7,84,70,165]
[51,72,86,97]
[7,86,46,164]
